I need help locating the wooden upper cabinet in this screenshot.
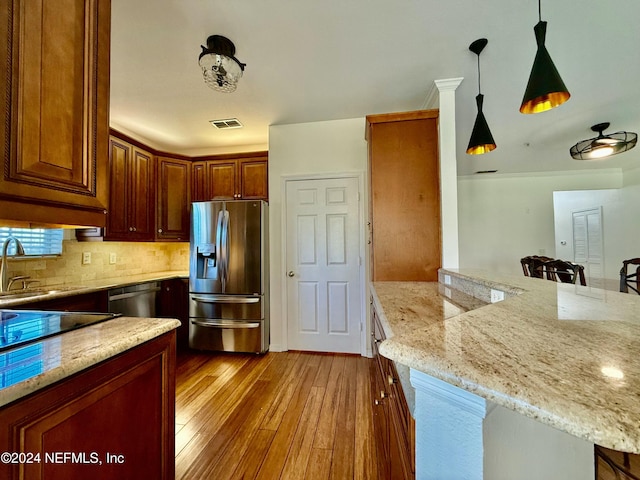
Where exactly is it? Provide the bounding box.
[208,161,237,199]
[240,159,269,200]
[106,136,155,241]
[367,110,441,281]
[0,0,110,227]
[190,153,268,202]
[157,156,191,241]
[191,161,208,203]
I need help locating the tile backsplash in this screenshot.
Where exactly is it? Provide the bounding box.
[4,239,189,288]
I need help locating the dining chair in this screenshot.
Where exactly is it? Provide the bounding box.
[620,258,640,294]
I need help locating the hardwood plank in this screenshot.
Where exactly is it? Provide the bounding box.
[354,357,378,479]
[314,355,347,449]
[260,352,312,431]
[230,429,276,480]
[280,385,326,479]
[305,448,333,480]
[330,355,358,480]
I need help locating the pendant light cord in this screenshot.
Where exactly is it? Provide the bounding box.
[538,0,542,22]
[477,55,481,95]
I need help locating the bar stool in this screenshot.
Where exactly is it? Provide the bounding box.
[542,259,587,286]
[520,256,554,278]
[620,258,640,294]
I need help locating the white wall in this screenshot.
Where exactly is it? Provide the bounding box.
[267,118,368,351]
[458,169,623,275]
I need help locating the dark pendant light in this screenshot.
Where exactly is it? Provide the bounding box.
[569,123,638,160]
[466,38,496,155]
[520,0,570,114]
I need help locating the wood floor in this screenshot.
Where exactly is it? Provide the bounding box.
[174,350,379,480]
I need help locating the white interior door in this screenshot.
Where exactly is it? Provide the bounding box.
[572,207,604,287]
[285,176,362,353]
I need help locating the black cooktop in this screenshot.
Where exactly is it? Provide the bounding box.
[0,310,121,353]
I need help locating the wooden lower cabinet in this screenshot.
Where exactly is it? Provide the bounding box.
[158,278,189,351]
[0,331,176,480]
[371,300,415,479]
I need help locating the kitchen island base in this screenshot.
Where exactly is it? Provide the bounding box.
[411,369,594,479]
[0,331,176,480]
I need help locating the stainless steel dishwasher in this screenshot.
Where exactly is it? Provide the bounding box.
[108,282,161,317]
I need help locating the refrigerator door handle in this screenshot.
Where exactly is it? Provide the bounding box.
[191,319,261,329]
[221,209,230,286]
[191,294,260,304]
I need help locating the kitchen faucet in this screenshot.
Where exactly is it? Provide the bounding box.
[0,236,26,292]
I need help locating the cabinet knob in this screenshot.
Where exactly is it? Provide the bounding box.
[387,374,397,386]
[132,227,137,232]
[380,390,387,399]
[158,228,163,233]
[374,399,382,406]
[287,271,295,277]
[128,227,133,232]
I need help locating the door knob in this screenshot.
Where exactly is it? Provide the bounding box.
[287,271,295,277]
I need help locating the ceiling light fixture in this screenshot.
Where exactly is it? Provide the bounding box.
[570,122,638,160]
[198,35,246,93]
[520,0,570,114]
[466,38,496,155]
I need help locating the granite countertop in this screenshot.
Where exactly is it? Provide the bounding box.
[373,269,640,453]
[0,316,180,408]
[0,270,189,308]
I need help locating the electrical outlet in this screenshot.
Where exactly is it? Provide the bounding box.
[82,252,91,265]
[444,274,451,285]
[109,252,117,264]
[490,289,505,303]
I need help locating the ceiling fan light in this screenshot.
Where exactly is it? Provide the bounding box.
[198,35,246,93]
[520,21,570,114]
[569,123,638,160]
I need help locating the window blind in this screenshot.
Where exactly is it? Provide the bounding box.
[0,227,63,256]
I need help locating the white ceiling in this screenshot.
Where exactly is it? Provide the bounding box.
[110,0,640,176]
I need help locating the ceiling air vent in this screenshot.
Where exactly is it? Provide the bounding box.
[209,118,243,129]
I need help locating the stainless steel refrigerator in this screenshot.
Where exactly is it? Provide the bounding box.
[189,200,269,353]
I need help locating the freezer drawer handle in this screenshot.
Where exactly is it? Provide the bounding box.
[191,295,260,304]
[191,320,260,329]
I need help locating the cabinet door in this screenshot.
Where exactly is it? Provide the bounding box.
[207,161,237,199]
[0,0,110,227]
[239,159,268,200]
[106,138,155,241]
[368,111,440,281]
[191,161,208,202]
[106,139,131,239]
[129,148,156,240]
[157,157,191,241]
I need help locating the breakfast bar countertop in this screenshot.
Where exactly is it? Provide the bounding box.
[373,269,640,453]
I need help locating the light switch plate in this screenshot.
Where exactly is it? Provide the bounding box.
[82,252,91,265]
[109,253,117,264]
